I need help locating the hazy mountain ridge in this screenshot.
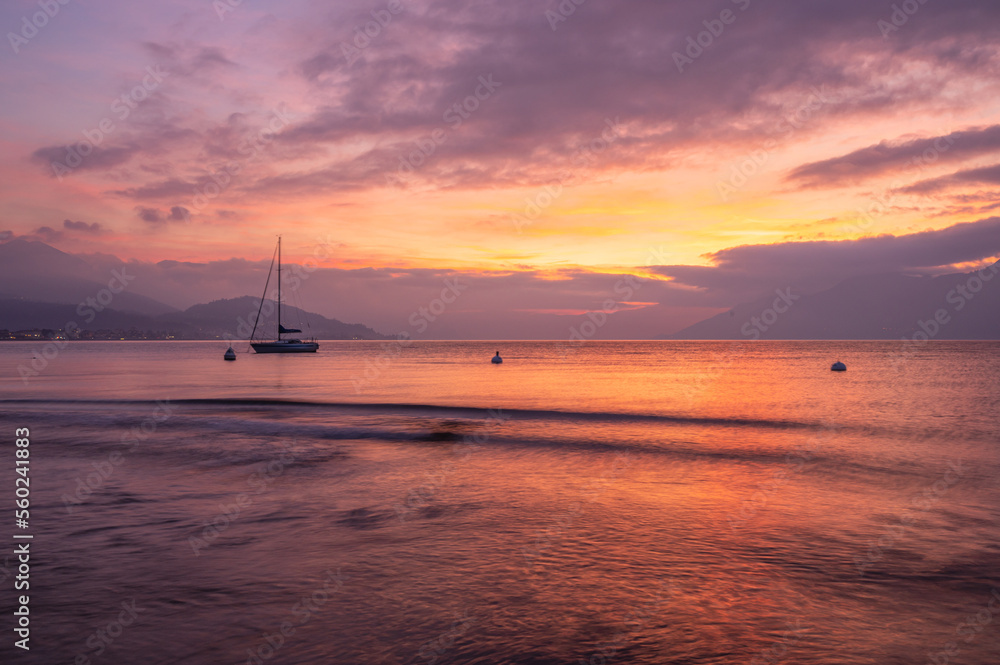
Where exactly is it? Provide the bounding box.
[0,296,388,340]
[0,239,387,339]
[666,263,1000,339]
[0,238,179,316]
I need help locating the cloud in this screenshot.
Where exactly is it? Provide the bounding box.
[654,216,1000,301]
[63,220,103,234]
[19,0,1000,203]
[787,125,1000,187]
[54,217,999,338]
[140,42,237,77]
[135,206,190,224]
[259,0,1000,193]
[136,206,163,223]
[903,163,1000,194]
[117,178,199,201]
[29,226,64,243]
[31,145,140,176]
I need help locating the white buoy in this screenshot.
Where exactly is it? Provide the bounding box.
[224,346,237,361]
[831,361,846,372]
[491,351,503,364]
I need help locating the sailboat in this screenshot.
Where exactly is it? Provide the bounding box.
[250,237,320,353]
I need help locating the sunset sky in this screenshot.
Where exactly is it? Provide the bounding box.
[2,0,1000,337]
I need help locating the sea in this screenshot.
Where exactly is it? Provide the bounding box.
[1,340,998,665]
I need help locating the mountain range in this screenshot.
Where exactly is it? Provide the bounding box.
[0,296,387,340]
[664,263,1000,340]
[1,238,998,339]
[0,238,386,339]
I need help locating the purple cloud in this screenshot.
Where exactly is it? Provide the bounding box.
[788,125,1000,187]
[655,216,1000,301]
[63,220,103,234]
[903,163,1000,194]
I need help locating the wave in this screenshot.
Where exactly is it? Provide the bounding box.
[1,398,972,483]
[0,397,836,432]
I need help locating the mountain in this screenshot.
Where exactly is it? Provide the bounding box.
[666,263,1000,339]
[0,296,388,340]
[0,238,178,316]
[156,297,388,340]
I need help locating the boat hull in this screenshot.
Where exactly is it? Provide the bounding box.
[251,341,319,353]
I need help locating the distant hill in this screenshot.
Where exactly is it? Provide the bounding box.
[0,296,388,340]
[158,296,388,340]
[0,238,178,316]
[665,263,1000,339]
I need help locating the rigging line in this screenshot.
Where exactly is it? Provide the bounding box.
[248,241,279,348]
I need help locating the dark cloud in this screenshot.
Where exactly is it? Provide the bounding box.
[136,206,163,223]
[30,226,64,243]
[31,145,139,176]
[62,217,1000,337]
[903,163,1000,194]
[258,0,1000,193]
[135,206,190,224]
[23,0,1000,200]
[191,47,238,70]
[117,178,199,201]
[63,220,103,234]
[787,125,1000,187]
[141,42,236,77]
[654,217,1000,301]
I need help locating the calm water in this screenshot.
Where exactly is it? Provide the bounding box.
[1,340,999,664]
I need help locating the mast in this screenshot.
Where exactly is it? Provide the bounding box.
[277,236,281,340]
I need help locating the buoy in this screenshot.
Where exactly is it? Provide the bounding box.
[831,361,846,372]
[491,351,503,364]
[224,346,237,361]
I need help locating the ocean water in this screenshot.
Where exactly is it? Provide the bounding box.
[1,340,999,665]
